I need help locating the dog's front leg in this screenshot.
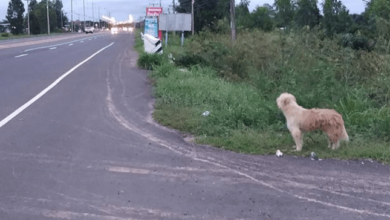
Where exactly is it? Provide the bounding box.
[290,129,304,151]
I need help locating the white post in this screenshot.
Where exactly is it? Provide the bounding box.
[181,31,184,46]
[165,31,168,46]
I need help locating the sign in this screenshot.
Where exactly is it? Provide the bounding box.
[159,14,192,31]
[145,18,158,38]
[146,7,163,17]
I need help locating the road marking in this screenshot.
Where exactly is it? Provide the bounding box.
[69,44,73,46]
[80,41,84,43]
[24,37,94,52]
[107,167,150,174]
[49,47,57,50]
[14,54,28,58]
[0,42,115,129]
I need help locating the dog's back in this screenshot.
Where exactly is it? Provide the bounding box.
[300,108,348,142]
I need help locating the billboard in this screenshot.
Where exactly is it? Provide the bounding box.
[159,14,192,31]
[146,7,163,17]
[145,18,158,37]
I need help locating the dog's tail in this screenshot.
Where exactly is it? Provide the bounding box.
[341,126,349,142]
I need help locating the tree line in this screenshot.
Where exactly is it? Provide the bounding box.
[176,0,390,49]
[4,0,68,35]
[3,0,110,35]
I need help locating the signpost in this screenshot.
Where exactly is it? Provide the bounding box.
[146,7,163,39]
[145,18,158,37]
[159,13,192,46]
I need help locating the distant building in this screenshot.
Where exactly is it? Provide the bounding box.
[0,23,11,33]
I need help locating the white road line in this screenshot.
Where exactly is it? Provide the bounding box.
[15,54,28,58]
[81,41,84,43]
[24,37,93,52]
[0,42,115,129]
[69,44,73,46]
[49,47,57,50]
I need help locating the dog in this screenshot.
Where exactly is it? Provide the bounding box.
[276,93,349,151]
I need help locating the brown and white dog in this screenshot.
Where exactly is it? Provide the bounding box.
[276,93,349,151]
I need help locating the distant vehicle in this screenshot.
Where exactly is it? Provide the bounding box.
[85,26,94,34]
[111,27,118,35]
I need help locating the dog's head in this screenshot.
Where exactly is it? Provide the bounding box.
[276,93,296,110]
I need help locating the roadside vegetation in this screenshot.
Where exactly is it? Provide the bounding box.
[135,0,390,163]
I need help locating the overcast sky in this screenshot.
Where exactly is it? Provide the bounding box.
[1,0,366,23]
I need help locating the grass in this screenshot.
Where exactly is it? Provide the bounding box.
[135,27,390,164]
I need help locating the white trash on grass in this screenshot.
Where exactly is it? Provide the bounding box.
[276,150,283,157]
[310,152,319,161]
[202,111,210,116]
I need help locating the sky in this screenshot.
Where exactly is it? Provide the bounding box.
[0,0,367,23]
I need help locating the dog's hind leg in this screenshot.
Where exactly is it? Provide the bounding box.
[332,140,340,150]
[291,129,304,151]
[326,136,332,148]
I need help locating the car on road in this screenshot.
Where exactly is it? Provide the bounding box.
[85,26,94,34]
[111,27,118,35]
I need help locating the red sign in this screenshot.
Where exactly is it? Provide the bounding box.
[146,7,163,17]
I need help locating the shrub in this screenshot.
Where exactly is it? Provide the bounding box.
[137,52,164,70]
[1,32,10,37]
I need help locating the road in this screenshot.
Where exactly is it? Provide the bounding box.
[0,31,389,220]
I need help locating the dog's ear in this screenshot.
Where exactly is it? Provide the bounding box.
[283,98,290,106]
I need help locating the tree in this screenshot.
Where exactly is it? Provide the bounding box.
[176,0,226,32]
[6,0,25,35]
[322,0,352,37]
[295,0,320,29]
[236,0,251,29]
[274,0,295,28]
[250,6,274,31]
[26,0,41,34]
[31,1,57,34]
[53,0,65,29]
[366,0,390,20]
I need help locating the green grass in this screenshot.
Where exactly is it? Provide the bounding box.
[136,28,390,164]
[134,29,144,53]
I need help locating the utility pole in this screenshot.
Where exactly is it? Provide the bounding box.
[160,0,161,7]
[98,6,100,29]
[25,0,30,35]
[92,1,94,28]
[71,0,73,32]
[47,0,50,34]
[83,0,86,30]
[191,0,194,35]
[60,0,63,29]
[172,0,175,13]
[230,0,236,42]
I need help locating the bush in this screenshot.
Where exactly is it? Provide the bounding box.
[154,66,278,137]
[171,27,390,143]
[1,32,10,37]
[137,52,164,70]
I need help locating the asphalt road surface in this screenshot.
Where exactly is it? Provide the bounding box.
[0,31,389,220]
